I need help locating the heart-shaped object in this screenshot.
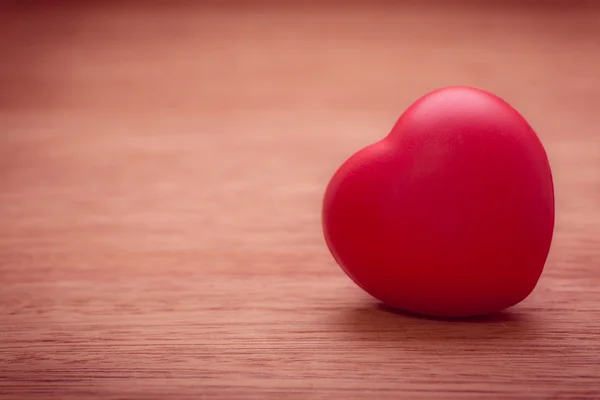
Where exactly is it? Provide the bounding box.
[322,86,555,318]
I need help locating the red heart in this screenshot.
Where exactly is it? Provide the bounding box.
[322,86,555,318]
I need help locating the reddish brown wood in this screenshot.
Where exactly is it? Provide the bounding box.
[1,2,599,399]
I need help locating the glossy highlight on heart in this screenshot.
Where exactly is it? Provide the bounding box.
[322,86,555,318]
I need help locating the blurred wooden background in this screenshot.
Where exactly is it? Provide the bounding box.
[1,1,599,399]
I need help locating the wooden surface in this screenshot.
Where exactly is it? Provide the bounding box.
[1,2,600,399]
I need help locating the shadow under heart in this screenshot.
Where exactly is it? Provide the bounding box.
[328,300,543,351]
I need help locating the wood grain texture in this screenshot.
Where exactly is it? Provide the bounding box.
[1,2,600,399]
